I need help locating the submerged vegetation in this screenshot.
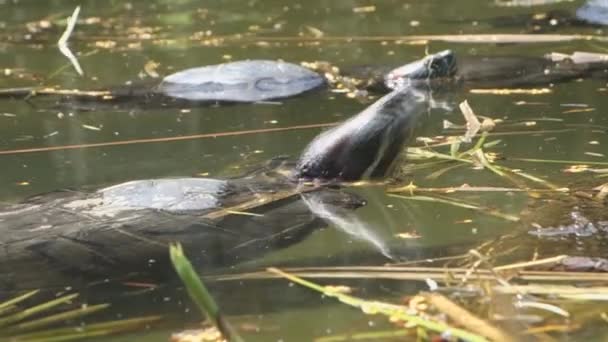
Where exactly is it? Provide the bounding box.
[0,290,160,341]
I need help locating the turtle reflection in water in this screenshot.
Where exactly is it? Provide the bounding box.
[0,51,454,291]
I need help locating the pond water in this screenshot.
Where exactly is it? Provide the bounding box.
[1,0,608,341]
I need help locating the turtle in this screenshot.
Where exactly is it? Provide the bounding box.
[0,51,453,291]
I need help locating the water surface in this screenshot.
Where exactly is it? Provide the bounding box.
[1,0,607,340]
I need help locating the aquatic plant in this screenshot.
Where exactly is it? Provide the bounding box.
[0,290,160,341]
[170,243,244,342]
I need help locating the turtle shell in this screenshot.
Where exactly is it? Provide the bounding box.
[158,60,326,102]
[0,168,364,290]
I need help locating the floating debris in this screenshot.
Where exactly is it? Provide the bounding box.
[514,101,549,106]
[82,124,102,131]
[352,5,376,13]
[57,6,83,75]
[170,327,225,342]
[585,152,605,158]
[395,231,422,239]
[143,60,160,78]
[303,25,324,38]
[562,108,596,114]
[470,88,552,95]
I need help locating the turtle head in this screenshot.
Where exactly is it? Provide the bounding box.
[294,87,425,182]
[385,50,457,89]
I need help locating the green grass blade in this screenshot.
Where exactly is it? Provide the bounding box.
[509,157,608,166]
[268,268,489,342]
[6,315,162,342]
[0,293,79,328]
[169,243,244,342]
[389,194,520,222]
[0,290,39,314]
[6,303,109,333]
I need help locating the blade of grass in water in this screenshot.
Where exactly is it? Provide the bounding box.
[0,291,162,341]
[425,162,466,180]
[267,267,490,342]
[495,164,562,190]
[6,316,162,342]
[0,290,39,315]
[509,158,608,166]
[388,193,520,222]
[0,294,79,328]
[170,243,244,342]
[5,304,109,333]
[213,267,608,283]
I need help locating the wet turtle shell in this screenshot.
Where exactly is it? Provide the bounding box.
[0,160,364,290]
[158,60,326,102]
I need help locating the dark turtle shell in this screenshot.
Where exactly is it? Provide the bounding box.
[0,160,365,290]
[158,60,326,102]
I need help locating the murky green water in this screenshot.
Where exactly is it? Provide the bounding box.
[1,0,608,341]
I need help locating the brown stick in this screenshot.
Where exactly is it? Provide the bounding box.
[423,292,515,342]
[0,87,112,98]
[228,34,606,44]
[0,122,337,156]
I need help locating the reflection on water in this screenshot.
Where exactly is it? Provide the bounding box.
[302,191,394,260]
[1,0,608,340]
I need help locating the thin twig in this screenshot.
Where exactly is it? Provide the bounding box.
[0,122,336,155]
[57,6,83,76]
[493,255,568,271]
[210,266,608,283]
[423,292,515,342]
[226,34,607,44]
